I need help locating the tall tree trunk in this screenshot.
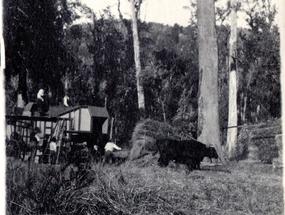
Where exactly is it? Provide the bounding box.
[159,98,167,122]
[241,63,256,124]
[18,68,28,103]
[130,0,145,118]
[227,0,238,159]
[241,94,247,123]
[64,78,69,91]
[197,0,225,162]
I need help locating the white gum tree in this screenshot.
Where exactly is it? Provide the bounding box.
[130,0,145,118]
[227,0,238,159]
[197,0,225,162]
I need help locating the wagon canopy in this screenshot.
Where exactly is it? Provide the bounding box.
[58,105,109,134]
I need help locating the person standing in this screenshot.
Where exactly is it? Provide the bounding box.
[36,88,50,116]
[49,137,57,164]
[63,94,71,107]
[29,127,41,163]
[37,89,46,115]
[92,144,100,162]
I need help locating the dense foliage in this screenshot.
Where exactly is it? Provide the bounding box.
[4,0,280,145]
[4,0,74,107]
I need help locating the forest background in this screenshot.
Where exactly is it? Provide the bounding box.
[3,0,281,146]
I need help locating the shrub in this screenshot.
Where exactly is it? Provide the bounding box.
[236,119,281,163]
[255,139,279,164]
[236,127,250,160]
[6,160,95,215]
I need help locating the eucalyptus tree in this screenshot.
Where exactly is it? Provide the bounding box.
[197,0,225,162]
[130,0,145,118]
[227,0,238,159]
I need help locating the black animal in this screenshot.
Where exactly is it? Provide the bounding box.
[156,139,218,171]
[207,146,219,162]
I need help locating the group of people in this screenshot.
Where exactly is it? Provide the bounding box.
[11,88,122,165]
[36,88,71,116]
[27,127,58,164]
[9,126,123,166]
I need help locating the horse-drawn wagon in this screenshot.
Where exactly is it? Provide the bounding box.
[6,104,111,163]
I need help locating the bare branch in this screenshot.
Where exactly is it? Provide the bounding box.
[134,0,143,19]
[118,0,130,35]
[117,0,124,21]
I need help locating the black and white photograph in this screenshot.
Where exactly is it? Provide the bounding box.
[1,0,285,214]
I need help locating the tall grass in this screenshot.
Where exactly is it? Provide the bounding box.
[6,159,283,215]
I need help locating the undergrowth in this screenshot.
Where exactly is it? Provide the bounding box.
[6,159,283,215]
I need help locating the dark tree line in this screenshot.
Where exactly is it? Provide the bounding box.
[4,0,280,145]
[4,0,74,109]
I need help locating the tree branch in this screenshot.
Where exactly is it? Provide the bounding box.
[117,0,124,21]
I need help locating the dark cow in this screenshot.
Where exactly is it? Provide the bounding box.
[206,146,219,162]
[156,139,218,171]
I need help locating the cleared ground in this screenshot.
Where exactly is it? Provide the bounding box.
[101,161,283,215]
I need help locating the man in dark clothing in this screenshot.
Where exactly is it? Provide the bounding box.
[29,127,41,162]
[36,89,49,116]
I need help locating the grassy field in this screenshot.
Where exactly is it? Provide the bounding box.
[6,158,283,215]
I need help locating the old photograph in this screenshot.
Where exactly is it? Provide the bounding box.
[1,0,284,214]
